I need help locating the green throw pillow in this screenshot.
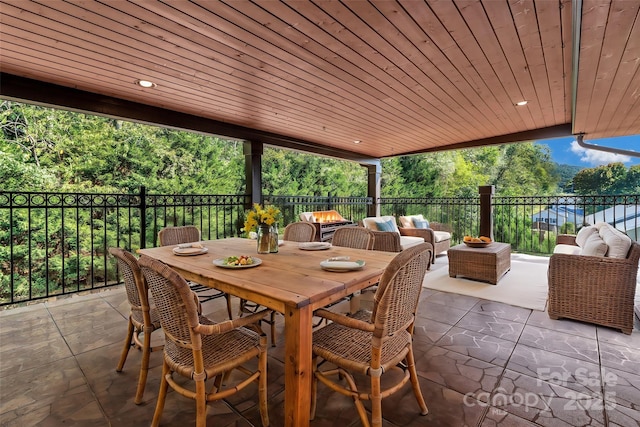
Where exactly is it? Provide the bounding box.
[376,219,396,232]
[412,218,430,229]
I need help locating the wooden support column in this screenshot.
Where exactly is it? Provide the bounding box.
[362,161,381,217]
[243,141,263,208]
[479,185,494,240]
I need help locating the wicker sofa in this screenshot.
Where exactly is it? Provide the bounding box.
[548,222,640,334]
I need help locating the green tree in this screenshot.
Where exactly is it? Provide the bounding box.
[489,143,558,196]
[573,162,631,195]
[262,149,366,196]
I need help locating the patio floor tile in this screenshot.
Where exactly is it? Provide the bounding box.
[1,255,639,427]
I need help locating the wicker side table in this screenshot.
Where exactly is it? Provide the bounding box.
[447,242,511,285]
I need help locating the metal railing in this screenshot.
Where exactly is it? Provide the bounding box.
[1,190,638,307]
[0,188,248,306]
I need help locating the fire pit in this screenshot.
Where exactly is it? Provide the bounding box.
[300,210,357,242]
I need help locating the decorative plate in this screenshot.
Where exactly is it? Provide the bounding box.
[213,257,262,269]
[299,242,332,251]
[320,259,365,272]
[172,247,209,256]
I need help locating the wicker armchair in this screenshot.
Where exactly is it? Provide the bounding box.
[138,255,271,427]
[398,215,452,264]
[109,247,163,404]
[331,226,375,250]
[548,240,640,334]
[369,230,402,252]
[311,242,433,427]
[362,216,425,253]
[158,226,233,318]
[282,221,316,242]
[328,226,376,312]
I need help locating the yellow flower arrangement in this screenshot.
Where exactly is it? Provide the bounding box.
[243,203,281,234]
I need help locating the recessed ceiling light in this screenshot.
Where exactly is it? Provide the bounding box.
[353,140,361,144]
[136,79,156,88]
[516,100,528,106]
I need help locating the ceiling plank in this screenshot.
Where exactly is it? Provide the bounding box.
[1,0,637,158]
[590,0,640,138]
[0,72,379,162]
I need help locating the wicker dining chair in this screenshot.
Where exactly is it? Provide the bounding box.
[240,221,317,346]
[311,242,433,427]
[282,221,316,242]
[109,247,163,405]
[328,226,376,312]
[138,255,271,427]
[158,226,233,319]
[331,226,375,250]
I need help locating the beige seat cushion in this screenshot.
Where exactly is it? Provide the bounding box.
[399,235,424,250]
[433,230,451,243]
[554,244,582,255]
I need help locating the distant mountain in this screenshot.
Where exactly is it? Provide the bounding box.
[554,163,582,193]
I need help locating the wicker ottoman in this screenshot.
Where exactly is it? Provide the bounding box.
[447,242,511,285]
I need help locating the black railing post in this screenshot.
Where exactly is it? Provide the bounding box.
[479,185,494,240]
[140,186,147,249]
[244,141,263,208]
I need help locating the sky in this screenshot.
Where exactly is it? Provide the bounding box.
[534,135,640,168]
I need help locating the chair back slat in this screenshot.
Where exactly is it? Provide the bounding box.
[331,227,374,250]
[158,225,201,246]
[109,248,150,322]
[283,222,316,242]
[139,255,202,357]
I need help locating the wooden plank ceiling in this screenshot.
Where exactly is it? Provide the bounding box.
[0,0,638,160]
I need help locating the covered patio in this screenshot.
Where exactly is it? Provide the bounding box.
[2,254,639,426]
[2,1,640,426]
[2,0,639,206]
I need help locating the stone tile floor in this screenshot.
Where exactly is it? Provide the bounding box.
[1,256,639,426]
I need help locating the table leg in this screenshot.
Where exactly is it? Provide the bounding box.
[284,304,313,427]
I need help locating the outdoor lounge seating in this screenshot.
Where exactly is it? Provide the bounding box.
[398,215,452,263]
[311,243,433,427]
[138,255,271,427]
[548,222,640,334]
[362,216,424,252]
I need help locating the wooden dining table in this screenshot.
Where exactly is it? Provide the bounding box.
[138,237,397,427]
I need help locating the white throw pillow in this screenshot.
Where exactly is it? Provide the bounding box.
[598,224,632,258]
[362,216,399,234]
[299,212,315,222]
[575,226,598,247]
[580,234,608,257]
